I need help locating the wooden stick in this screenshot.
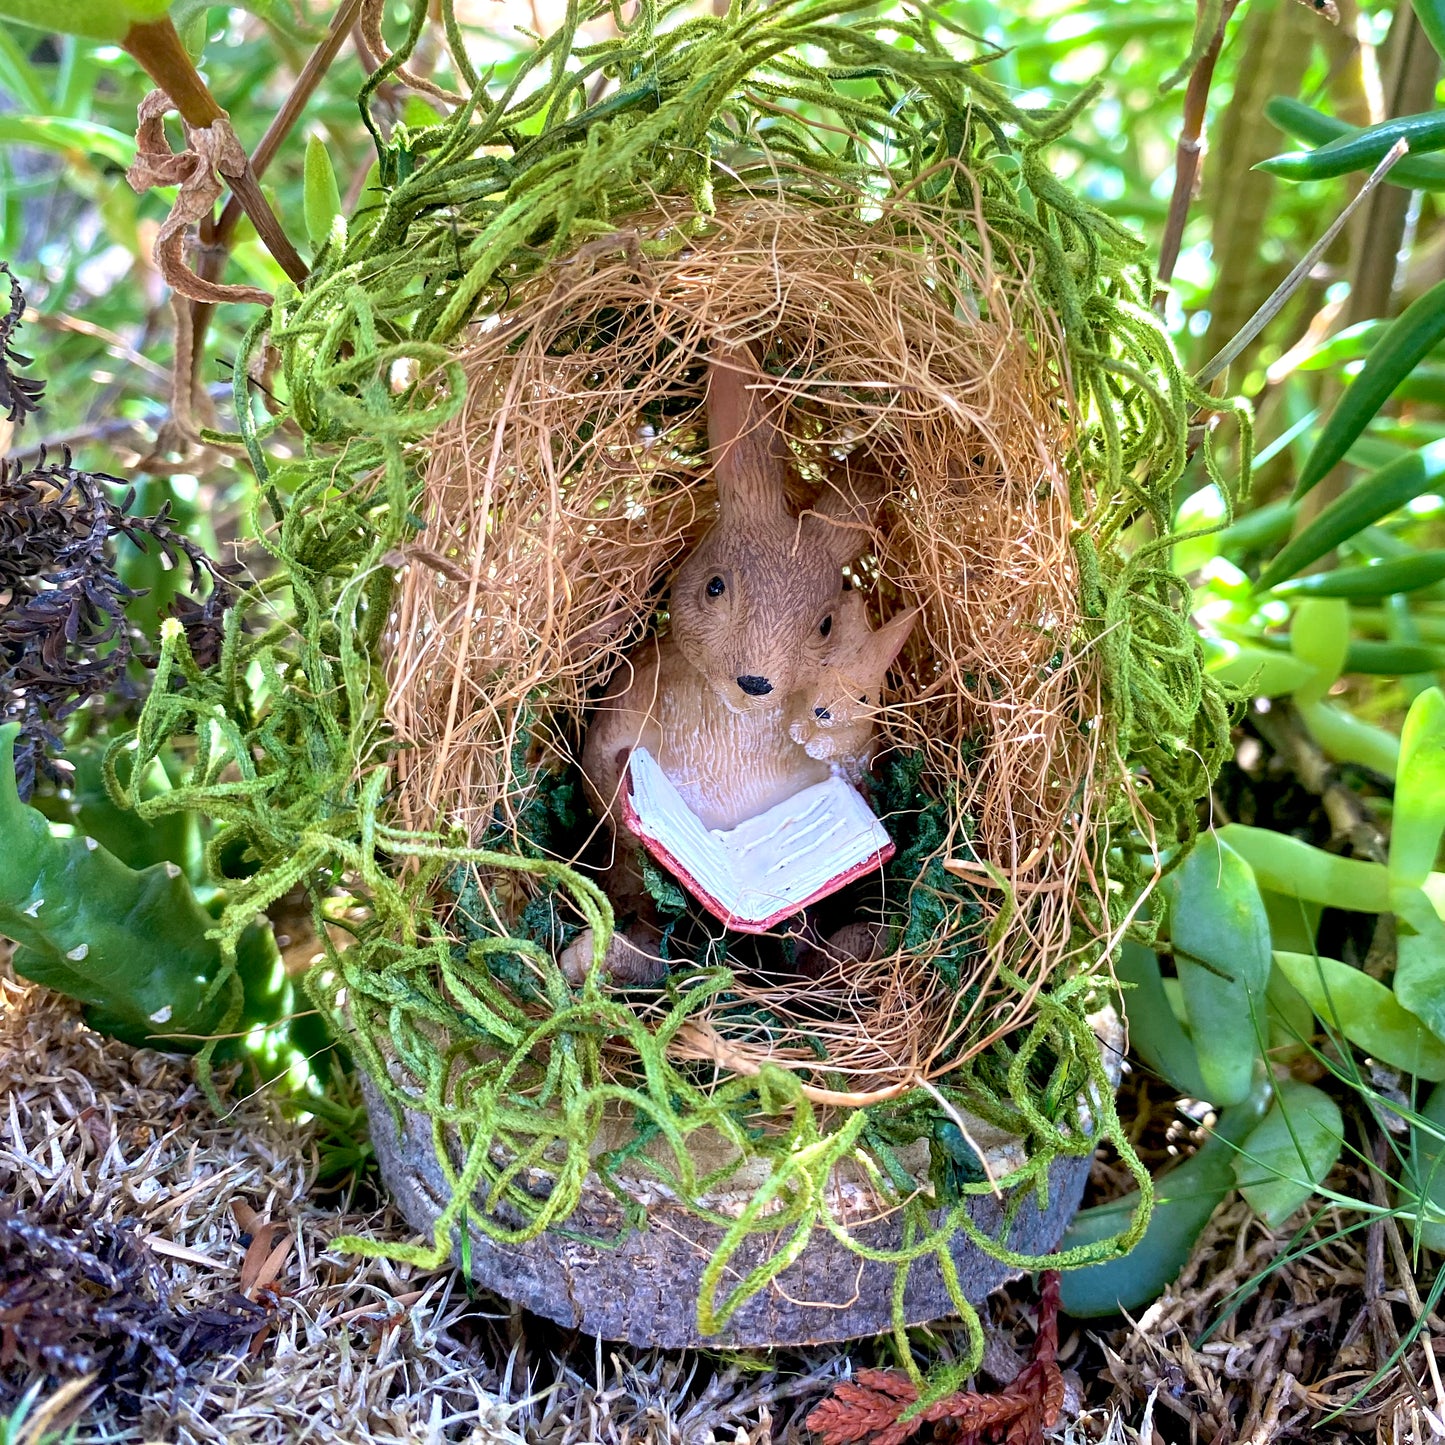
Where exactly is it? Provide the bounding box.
[209,0,367,258]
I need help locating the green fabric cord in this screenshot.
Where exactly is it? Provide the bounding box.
[127,0,1240,1374]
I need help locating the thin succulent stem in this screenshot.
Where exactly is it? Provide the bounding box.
[1196,139,1409,387]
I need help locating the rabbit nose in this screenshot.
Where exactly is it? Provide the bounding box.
[736,675,773,697]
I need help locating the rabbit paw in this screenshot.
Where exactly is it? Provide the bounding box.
[560,926,668,986]
[792,920,889,977]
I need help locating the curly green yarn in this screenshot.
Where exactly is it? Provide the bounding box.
[122,0,1246,1382]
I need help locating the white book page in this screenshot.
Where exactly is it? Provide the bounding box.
[627,748,892,925]
[626,748,732,891]
[722,776,890,920]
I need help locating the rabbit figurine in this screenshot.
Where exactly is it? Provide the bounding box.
[564,341,878,983]
[788,591,918,785]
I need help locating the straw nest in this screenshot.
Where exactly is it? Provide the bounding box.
[383,181,1142,1100]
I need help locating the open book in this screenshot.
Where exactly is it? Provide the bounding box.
[620,747,895,933]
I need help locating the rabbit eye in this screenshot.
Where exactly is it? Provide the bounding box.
[706,576,725,599]
[859,694,868,705]
[819,614,832,638]
[814,706,830,720]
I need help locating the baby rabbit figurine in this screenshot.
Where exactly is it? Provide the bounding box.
[788,591,918,785]
[565,341,877,983]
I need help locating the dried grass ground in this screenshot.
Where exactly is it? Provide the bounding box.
[0,966,832,1443]
[3,962,1439,1444]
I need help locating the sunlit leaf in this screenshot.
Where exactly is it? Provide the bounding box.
[1273,950,1445,1080]
[0,0,171,43]
[0,114,136,168]
[1217,825,1390,912]
[1391,688,1445,889]
[1290,598,1349,705]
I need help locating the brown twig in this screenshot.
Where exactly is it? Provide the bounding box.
[187,0,367,386]
[1154,0,1242,310]
[206,0,367,264]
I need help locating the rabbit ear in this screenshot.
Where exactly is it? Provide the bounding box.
[707,341,791,527]
[852,606,919,677]
[802,473,884,567]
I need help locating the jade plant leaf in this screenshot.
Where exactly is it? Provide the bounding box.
[1164,834,1272,1106]
[1273,950,1445,1081]
[0,721,231,1049]
[1234,1080,1344,1227]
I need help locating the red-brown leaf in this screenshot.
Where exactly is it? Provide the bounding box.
[805,1272,1066,1445]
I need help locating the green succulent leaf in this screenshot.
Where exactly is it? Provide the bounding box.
[1413,0,1445,63]
[1269,550,1445,600]
[1391,688,1445,890]
[1406,1081,1445,1251]
[1059,1084,1271,1318]
[1273,951,1445,1080]
[1114,942,1210,1099]
[1264,95,1445,189]
[1258,110,1445,183]
[1234,1080,1344,1227]
[1206,641,1317,697]
[0,721,229,1049]
[1297,701,1400,780]
[1164,834,1271,1106]
[1256,440,1445,592]
[1345,639,1445,675]
[1218,825,1391,913]
[1290,598,1350,706]
[1293,278,1445,500]
[1394,884,1445,1045]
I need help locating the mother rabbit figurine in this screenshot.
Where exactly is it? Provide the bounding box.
[564,341,877,982]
